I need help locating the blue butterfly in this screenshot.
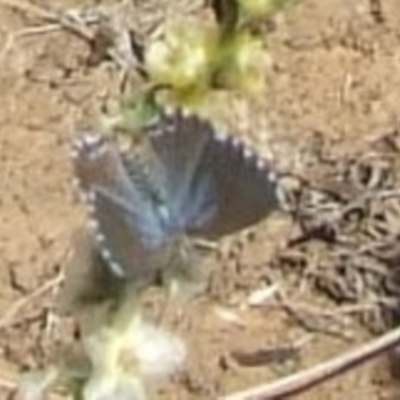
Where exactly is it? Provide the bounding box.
[71,110,280,284]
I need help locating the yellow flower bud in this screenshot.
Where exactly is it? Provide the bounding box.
[215,32,269,94]
[237,0,286,18]
[145,23,217,91]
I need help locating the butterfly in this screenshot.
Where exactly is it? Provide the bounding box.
[71,109,280,286]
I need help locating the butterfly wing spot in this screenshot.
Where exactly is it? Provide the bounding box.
[71,134,117,197]
[243,147,255,160]
[165,122,176,134]
[148,126,164,137]
[181,107,194,118]
[267,170,277,182]
[163,105,178,118]
[70,149,79,160]
[72,177,90,204]
[95,232,106,245]
[229,136,241,149]
[86,201,97,217]
[144,107,179,137]
[98,247,125,278]
[81,133,103,147]
[71,177,81,190]
[86,215,106,246]
[72,134,97,152]
[72,133,110,165]
[214,130,229,143]
[71,139,85,153]
[85,189,97,203]
[100,247,112,262]
[87,219,100,232]
[256,158,266,170]
[237,140,277,185]
[108,261,125,278]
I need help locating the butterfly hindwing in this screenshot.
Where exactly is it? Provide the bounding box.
[194,132,279,238]
[89,186,166,281]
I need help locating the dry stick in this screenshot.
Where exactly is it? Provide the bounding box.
[0,0,140,71]
[0,374,66,400]
[0,376,16,390]
[0,0,96,41]
[0,272,64,330]
[276,294,353,339]
[0,24,61,63]
[0,0,57,20]
[369,0,384,23]
[221,325,400,400]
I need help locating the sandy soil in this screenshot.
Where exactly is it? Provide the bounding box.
[1,0,400,399]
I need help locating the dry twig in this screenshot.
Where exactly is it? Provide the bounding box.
[221,325,400,400]
[0,0,139,71]
[0,272,64,331]
[0,376,16,390]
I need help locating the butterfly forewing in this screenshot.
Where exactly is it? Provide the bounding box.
[72,133,165,280]
[146,111,217,233]
[147,111,280,240]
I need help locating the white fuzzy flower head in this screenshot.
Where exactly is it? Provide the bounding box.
[130,320,186,378]
[82,314,186,400]
[15,369,58,400]
[84,373,146,400]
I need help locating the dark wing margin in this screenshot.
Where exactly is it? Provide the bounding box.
[192,132,280,239]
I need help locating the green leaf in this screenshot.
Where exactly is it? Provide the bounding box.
[119,88,160,134]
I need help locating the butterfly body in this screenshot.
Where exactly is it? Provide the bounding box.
[71,110,280,285]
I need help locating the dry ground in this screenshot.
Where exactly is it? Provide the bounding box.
[1,0,400,399]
